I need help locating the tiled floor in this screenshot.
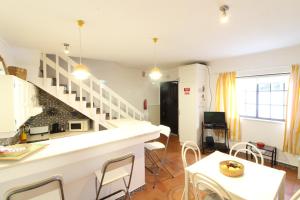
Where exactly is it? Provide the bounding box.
[132,135,300,200]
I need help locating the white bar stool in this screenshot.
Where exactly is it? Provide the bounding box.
[144,125,173,188]
[94,153,135,200]
[4,175,65,200]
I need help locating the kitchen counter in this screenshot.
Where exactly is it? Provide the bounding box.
[0,123,160,200]
[26,130,93,142]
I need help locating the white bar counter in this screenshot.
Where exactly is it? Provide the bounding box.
[0,124,160,200]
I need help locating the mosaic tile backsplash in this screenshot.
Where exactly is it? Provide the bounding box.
[26,89,89,131]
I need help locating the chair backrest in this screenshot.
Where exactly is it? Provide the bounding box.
[181,141,201,169]
[229,142,264,165]
[100,153,135,187]
[290,188,300,200]
[5,175,65,200]
[158,125,171,138]
[192,173,232,200]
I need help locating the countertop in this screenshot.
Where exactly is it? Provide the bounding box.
[0,124,160,170]
[26,130,92,142]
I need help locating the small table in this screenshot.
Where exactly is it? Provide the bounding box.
[185,151,286,200]
[246,141,277,167]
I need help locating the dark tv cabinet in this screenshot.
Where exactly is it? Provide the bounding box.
[201,122,229,153]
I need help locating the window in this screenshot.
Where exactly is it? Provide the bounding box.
[237,74,289,121]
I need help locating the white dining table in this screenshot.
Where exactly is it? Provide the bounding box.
[185,151,286,200]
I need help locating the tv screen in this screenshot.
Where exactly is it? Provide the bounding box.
[204,112,226,125]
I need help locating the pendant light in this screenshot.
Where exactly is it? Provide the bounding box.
[220,5,229,24]
[72,19,90,80]
[149,37,162,80]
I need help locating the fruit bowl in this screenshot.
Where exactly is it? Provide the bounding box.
[219,160,244,177]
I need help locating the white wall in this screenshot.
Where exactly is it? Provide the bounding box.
[209,44,300,166]
[0,37,41,81]
[72,57,159,114]
[0,37,16,66]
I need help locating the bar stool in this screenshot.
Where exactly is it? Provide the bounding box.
[94,153,135,200]
[5,175,65,200]
[144,125,173,188]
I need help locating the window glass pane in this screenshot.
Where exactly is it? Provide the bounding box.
[245,80,257,92]
[245,104,256,117]
[245,92,256,104]
[258,105,270,118]
[271,105,284,120]
[239,104,246,116]
[284,82,289,90]
[237,74,289,121]
[271,91,284,105]
[258,92,270,105]
[271,82,284,91]
[258,83,270,91]
[284,91,288,103]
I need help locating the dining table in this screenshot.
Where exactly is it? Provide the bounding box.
[184,151,286,200]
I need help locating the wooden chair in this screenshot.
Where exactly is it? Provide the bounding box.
[5,175,65,200]
[229,142,264,165]
[192,173,232,200]
[181,141,201,200]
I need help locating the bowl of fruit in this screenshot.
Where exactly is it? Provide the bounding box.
[219,160,244,177]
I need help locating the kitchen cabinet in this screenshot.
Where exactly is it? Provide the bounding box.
[0,75,42,138]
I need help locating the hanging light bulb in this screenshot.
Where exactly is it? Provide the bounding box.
[63,43,70,54]
[72,19,90,80]
[149,37,162,80]
[220,5,229,24]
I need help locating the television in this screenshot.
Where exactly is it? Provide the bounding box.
[204,112,226,125]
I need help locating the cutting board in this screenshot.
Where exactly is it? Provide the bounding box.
[0,143,47,160]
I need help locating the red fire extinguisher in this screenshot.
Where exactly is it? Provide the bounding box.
[143,99,148,110]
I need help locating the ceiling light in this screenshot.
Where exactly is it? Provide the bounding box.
[63,43,70,54]
[72,19,90,80]
[149,37,162,80]
[220,5,229,23]
[149,67,162,80]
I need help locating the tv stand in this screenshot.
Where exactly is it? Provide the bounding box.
[201,122,229,153]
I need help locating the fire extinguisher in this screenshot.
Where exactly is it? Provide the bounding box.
[143,99,148,110]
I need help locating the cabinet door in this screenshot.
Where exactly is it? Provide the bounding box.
[13,78,28,129]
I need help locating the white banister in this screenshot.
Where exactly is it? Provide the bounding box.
[99,83,103,114]
[109,92,112,120]
[79,80,83,109]
[40,53,144,129]
[55,55,59,95]
[89,79,93,111]
[42,53,47,86]
[67,58,71,96]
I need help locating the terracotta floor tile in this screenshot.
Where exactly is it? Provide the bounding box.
[132,135,300,200]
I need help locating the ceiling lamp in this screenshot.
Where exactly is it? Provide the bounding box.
[220,5,229,23]
[149,37,162,80]
[63,43,70,54]
[72,19,90,80]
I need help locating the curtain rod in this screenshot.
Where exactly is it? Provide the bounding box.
[237,72,290,78]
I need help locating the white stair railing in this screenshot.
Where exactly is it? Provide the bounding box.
[40,53,144,123]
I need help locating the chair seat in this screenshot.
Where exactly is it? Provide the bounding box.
[145,141,165,151]
[95,168,129,186]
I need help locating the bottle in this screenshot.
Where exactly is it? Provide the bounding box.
[61,124,64,132]
[20,126,27,143]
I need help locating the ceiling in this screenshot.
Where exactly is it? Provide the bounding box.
[1,0,300,68]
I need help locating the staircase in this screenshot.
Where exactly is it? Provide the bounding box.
[31,53,144,130]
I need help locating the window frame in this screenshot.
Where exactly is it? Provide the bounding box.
[237,73,289,122]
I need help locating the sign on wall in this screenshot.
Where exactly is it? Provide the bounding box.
[184,87,190,95]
